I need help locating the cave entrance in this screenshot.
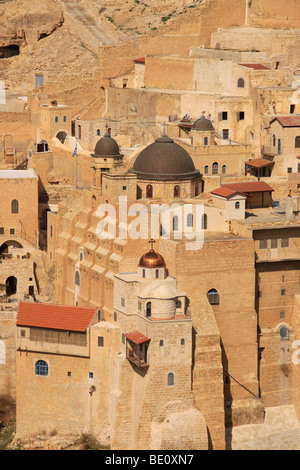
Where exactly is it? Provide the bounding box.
[0,45,20,59]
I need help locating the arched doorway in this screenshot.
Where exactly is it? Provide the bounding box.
[6,276,17,296]
[56,131,68,144]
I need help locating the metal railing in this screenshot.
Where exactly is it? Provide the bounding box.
[0,229,37,247]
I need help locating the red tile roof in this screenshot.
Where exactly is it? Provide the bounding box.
[245,158,275,168]
[238,63,270,70]
[271,116,300,127]
[125,331,150,344]
[211,187,240,198]
[221,181,274,193]
[133,58,145,63]
[16,301,98,332]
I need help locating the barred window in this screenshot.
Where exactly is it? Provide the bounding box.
[11,199,19,214]
[207,288,219,305]
[167,372,174,386]
[35,360,48,376]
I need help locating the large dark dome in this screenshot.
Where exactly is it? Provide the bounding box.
[131,135,200,181]
[93,133,121,157]
[192,116,214,131]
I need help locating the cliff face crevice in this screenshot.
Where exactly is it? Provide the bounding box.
[0,1,64,48]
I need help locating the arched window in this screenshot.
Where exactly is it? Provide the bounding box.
[204,137,208,146]
[11,199,19,214]
[167,372,174,386]
[173,215,179,231]
[63,116,67,122]
[187,213,193,228]
[273,134,276,147]
[35,360,48,376]
[55,116,58,123]
[280,326,290,341]
[97,129,101,136]
[174,185,180,198]
[142,269,145,278]
[295,136,300,148]
[202,213,207,230]
[146,302,151,317]
[237,78,245,88]
[78,125,82,140]
[155,269,159,278]
[212,162,218,175]
[75,271,80,286]
[146,184,153,199]
[207,288,219,305]
[222,164,226,174]
[235,201,240,209]
[204,165,209,175]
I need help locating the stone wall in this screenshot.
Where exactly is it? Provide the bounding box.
[0,310,17,400]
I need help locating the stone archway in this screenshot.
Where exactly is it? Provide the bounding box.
[0,240,23,255]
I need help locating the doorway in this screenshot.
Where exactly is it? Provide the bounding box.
[6,276,17,296]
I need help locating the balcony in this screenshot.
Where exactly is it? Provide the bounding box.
[261,145,277,157]
[126,348,149,369]
[125,331,150,370]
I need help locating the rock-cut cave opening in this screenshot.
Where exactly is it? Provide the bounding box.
[0,45,20,59]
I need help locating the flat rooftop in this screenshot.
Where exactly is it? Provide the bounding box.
[0,169,37,179]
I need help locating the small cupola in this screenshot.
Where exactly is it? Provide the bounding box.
[138,240,167,280]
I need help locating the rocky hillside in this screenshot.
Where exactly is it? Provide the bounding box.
[0,0,207,93]
[85,0,205,37]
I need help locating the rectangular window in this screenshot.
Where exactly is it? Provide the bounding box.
[0,227,4,234]
[221,111,228,120]
[281,238,289,248]
[98,336,104,347]
[10,228,15,235]
[122,186,127,190]
[222,129,229,140]
[287,167,292,174]
[237,111,245,121]
[281,289,286,296]
[259,239,268,249]
[270,239,278,249]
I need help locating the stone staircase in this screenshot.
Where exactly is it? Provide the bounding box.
[57,0,117,53]
[32,254,54,302]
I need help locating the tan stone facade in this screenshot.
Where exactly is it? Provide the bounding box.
[2,0,300,452]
